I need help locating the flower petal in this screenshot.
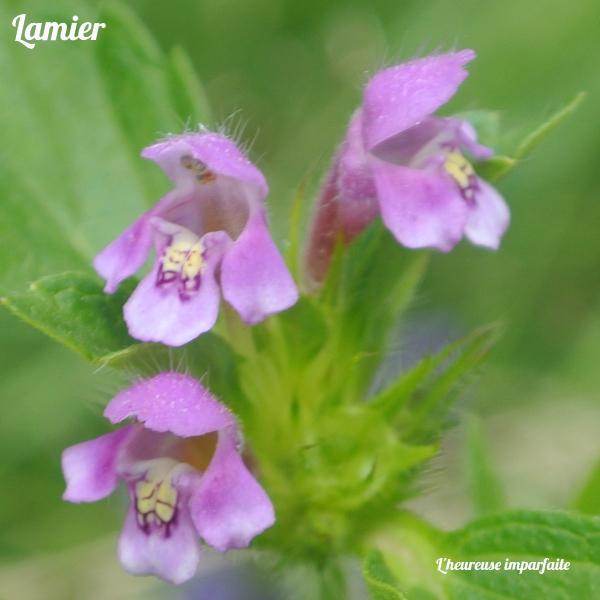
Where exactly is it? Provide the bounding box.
[455,119,494,160]
[62,426,134,502]
[93,214,153,294]
[371,159,469,251]
[118,502,200,584]
[221,212,298,324]
[370,117,449,165]
[190,426,275,551]
[123,268,218,346]
[362,50,476,152]
[123,227,229,346]
[142,133,268,199]
[93,191,183,294]
[371,116,494,167]
[465,179,510,249]
[104,373,235,438]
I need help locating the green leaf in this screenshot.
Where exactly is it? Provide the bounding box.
[0,267,247,412]
[442,510,600,600]
[461,94,585,183]
[515,92,587,160]
[275,297,329,365]
[328,223,429,394]
[377,510,600,600]
[573,456,600,516]
[363,549,408,600]
[94,1,182,193]
[0,0,210,362]
[0,277,244,414]
[0,164,89,291]
[474,155,516,182]
[0,272,134,362]
[286,182,307,281]
[403,324,502,443]
[465,416,506,517]
[371,324,502,443]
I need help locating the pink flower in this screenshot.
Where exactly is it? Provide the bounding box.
[62,373,275,584]
[94,132,298,346]
[306,50,509,283]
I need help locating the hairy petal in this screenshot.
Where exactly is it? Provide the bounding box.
[363,50,476,152]
[142,133,268,199]
[190,427,275,551]
[62,426,134,502]
[105,372,235,438]
[465,179,510,249]
[221,212,298,324]
[371,159,468,251]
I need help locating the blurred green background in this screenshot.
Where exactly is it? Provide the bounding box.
[1,0,599,597]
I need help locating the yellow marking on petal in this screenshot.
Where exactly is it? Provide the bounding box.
[444,151,475,190]
[182,244,204,280]
[155,503,175,523]
[135,480,157,514]
[156,478,177,505]
[135,473,178,525]
[161,240,205,282]
[155,507,175,524]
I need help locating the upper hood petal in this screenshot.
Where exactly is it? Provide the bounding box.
[142,132,268,199]
[362,50,476,153]
[104,373,236,438]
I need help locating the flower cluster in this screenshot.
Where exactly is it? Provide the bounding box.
[62,49,509,584]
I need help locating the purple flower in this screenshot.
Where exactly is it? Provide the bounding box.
[62,373,275,584]
[306,50,509,282]
[94,132,298,346]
